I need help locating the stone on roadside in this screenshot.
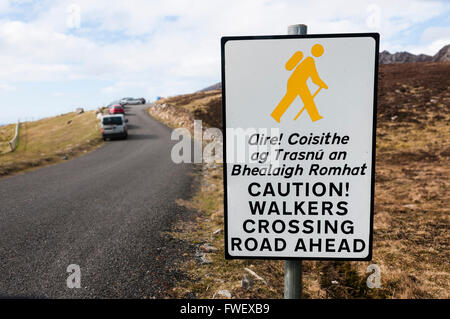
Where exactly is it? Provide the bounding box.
[241,274,254,290]
[195,252,212,265]
[244,267,267,285]
[217,290,232,299]
[200,243,218,253]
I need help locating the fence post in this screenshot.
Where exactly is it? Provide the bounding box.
[9,120,20,152]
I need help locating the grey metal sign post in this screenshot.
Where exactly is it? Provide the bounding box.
[284,23,307,300]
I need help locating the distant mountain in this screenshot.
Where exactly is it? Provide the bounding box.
[201,45,449,91]
[379,51,432,64]
[199,82,222,92]
[379,44,449,64]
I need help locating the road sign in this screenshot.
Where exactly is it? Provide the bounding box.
[221,33,379,260]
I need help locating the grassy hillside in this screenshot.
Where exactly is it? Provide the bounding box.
[0,111,103,177]
[152,62,449,299]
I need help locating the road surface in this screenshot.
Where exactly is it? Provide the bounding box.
[0,105,196,298]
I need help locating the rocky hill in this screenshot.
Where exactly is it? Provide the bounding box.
[379,44,449,64]
[432,44,450,62]
[379,51,432,64]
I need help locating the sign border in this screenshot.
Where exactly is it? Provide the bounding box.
[221,33,379,261]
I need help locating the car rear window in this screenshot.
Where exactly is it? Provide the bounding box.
[103,117,123,125]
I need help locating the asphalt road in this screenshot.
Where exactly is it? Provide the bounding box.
[0,105,196,298]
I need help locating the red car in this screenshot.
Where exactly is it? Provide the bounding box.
[109,104,125,115]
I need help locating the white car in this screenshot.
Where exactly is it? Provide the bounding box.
[119,97,146,105]
[101,114,128,140]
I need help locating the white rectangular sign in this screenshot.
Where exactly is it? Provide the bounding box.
[222,33,379,260]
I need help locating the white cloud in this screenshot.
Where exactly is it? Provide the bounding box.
[0,0,448,104]
[421,26,450,42]
[0,83,15,91]
[413,26,450,54]
[101,81,148,94]
[407,38,450,56]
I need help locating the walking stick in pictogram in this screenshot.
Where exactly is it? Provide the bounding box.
[293,87,322,120]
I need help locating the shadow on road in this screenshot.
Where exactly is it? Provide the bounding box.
[126,124,141,130]
[127,134,158,140]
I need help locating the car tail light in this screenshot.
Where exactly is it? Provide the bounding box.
[101,128,104,134]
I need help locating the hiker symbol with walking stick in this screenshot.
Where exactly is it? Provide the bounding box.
[271,44,328,123]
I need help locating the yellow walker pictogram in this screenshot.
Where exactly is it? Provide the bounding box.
[271,44,328,123]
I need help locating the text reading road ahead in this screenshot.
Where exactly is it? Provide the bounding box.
[229,132,368,255]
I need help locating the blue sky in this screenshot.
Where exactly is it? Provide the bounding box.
[0,0,449,124]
